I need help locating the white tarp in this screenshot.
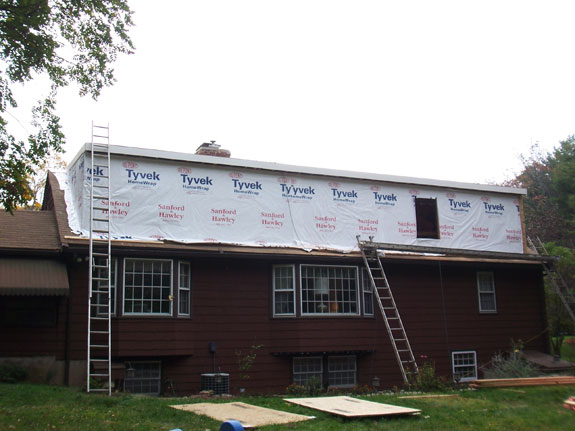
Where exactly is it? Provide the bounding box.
[62,153,524,253]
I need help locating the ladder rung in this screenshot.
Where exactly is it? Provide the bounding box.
[90,359,109,362]
[88,388,109,392]
[90,373,109,377]
[92,277,109,281]
[92,229,109,234]
[90,344,109,348]
[93,134,109,138]
[92,195,109,200]
[91,330,109,334]
[90,316,108,321]
[93,206,109,211]
[92,252,109,257]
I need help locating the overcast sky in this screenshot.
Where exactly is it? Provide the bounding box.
[10,1,575,185]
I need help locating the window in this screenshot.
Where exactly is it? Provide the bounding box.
[178,262,191,316]
[301,266,359,315]
[124,361,162,395]
[328,356,356,387]
[273,265,295,316]
[361,269,374,316]
[477,271,496,313]
[123,259,173,315]
[293,357,322,386]
[0,297,58,327]
[452,351,477,382]
[94,257,117,315]
[415,197,440,239]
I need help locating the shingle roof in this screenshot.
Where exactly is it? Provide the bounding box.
[0,208,61,253]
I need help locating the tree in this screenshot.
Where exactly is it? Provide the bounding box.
[504,144,570,245]
[548,135,575,237]
[0,0,134,212]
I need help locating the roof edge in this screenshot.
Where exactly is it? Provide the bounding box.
[70,143,527,196]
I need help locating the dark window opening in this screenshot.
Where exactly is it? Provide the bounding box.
[0,296,59,327]
[415,197,440,239]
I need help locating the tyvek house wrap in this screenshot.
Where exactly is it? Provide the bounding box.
[58,149,524,254]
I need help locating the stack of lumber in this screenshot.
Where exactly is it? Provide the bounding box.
[471,376,575,388]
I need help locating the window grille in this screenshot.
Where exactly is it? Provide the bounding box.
[123,259,173,315]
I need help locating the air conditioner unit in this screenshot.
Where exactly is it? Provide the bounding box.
[201,373,230,395]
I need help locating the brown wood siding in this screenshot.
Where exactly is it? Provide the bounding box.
[61,255,546,394]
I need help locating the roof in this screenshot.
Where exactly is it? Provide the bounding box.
[0,208,61,253]
[71,143,527,196]
[0,259,69,295]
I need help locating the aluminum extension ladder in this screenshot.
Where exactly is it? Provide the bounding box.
[357,236,418,384]
[528,236,575,324]
[86,123,112,394]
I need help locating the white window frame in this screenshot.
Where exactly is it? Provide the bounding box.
[95,257,117,316]
[293,356,323,386]
[123,258,173,316]
[361,269,374,316]
[477,271,497,313]
[451,350,477,382]
[300,265,360,316]
[178,261,191,317]
[328,355,357,388]
[273,265,296,317]
[124,361,162,395]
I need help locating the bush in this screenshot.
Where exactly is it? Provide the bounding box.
[0,363,28,383]
[285,376,323,396]
[407,361,450,392]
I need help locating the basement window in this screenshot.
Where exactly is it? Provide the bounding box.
[300,265,359,315]
[328,355,357,388]
[124,361,162,395]
[477,271,497,313]
[273,265,295,316]
[123,259,173,315]
[415,197,440,239]
[293,356,323,386]
[452,351,477,382]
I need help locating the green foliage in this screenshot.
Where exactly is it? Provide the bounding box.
[0,363,27,383]
[548,136,575,233]
[235,343,263,381]
[484,341,540,379]
[406,361,450,392]
[542,243,575,344]
[0,0,134,212]
[285,375,323,396]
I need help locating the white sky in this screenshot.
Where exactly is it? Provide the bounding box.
[9,0,575,185]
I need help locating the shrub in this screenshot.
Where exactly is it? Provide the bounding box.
[407,361,450,392]
[0,363,28,383]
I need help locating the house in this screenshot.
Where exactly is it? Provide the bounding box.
[0,143,550,395]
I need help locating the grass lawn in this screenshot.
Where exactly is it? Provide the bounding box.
[1,384,575,431]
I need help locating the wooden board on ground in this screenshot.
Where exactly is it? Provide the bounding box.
[471,376,575,388]
[171,402,314,428]
[284,396,421,418]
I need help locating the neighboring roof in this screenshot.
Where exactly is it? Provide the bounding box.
[0,209,61,253]
[0,259,69,295]
[71,143,527,196]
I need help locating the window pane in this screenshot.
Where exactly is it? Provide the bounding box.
[301,266,359,315]
[328,356,356,387]
[273,265,294,316]
[293,357,322,386]
[124,259,172,315]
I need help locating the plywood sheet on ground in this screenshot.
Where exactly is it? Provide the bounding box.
[284,396,421,418]
[471,376,575,388]
[171,402,314,428]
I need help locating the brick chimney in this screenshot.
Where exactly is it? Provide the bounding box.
[195,141,231,158]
